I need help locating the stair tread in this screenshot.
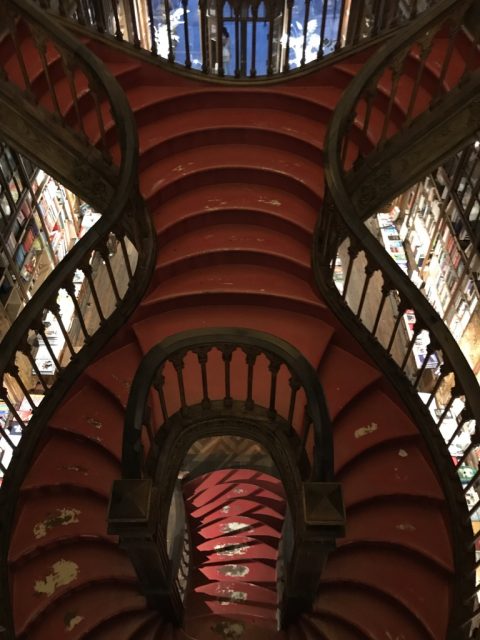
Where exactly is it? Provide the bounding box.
[85,610,159,640]
[11,541,135,634]
[138,107,326,156]
[153,183,317,239]
[333,387,418,472]
[184,469,284,497]
[320,546,450,639]
[341,499,454,571]
[48,382,125,459]
[192,579,277,604]
[155,223,310,276]
[318,344,381,419]
[141,264,326,311]
[197,500,284,526]
[9,492,110,563]
[339,440,445,506]
[85,341,143,407]
[183,614,283,638]
[301,613,368,640]
[197,516,282,541]
[189,482,284,511]
[200,540,279,564]
[21,431,119,497]
[19,582,147,640]
[139,145,325,202]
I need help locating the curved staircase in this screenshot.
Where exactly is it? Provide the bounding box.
[1,4,478,639]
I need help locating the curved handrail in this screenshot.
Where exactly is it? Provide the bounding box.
[315,0,480,634]
[35,0,441,81]
[0,0,152,469]
[122,327,333,481]
[113,327,340,625]
[0,1,156,636]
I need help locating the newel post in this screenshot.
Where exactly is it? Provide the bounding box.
[107,479,183,622]
[280,482,345,626]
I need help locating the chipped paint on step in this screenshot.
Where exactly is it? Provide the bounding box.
[354,422,378,439]
[33,508,81,539]
[64,611,84,632]
[34,559,79,596]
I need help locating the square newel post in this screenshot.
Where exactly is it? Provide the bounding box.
[280,482,345,626]
[107,479,182,622]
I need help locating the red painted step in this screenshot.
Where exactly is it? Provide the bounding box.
[9,491,110,563]
[5,12,472,640]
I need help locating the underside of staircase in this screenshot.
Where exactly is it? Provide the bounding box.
[1,17,473,640]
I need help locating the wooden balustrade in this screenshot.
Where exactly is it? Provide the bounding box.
[313,0,480,633]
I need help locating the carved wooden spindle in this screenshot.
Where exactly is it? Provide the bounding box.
[431,15,463,106]
[8,362,35,410]
[268,355,281,419]
[142,404,155,451]
[0,385,27,431]
[447,405,473,448]
[153,369,169,423]
[143,0,157,53]
[164,0,175,62]
[221,344,235,408]
[230,0,241,78]
[110,0,124,40]
[371,278,392,337]
[379,50,408,145]
[283,0,294,73]
[287,376,301,426]
[181,0,192,68]
[118,233,134,280]
[386,296,408,354]
[413,337,436,388]
[199,0,210,73]
[341,240,360,301]
[244,347,260,410]
[399,319,424,372]
[6,12,33,96]
[20,334,49,392]
[88,76,111,161]
[347,0,365,45]
[426,361,452,409]
[317,0,329,59]
[300,408,311,455]
[92,0,107,32]
[34,31,64,120]
[171,353,188,413]
[215,0,225,76]
[436,382,461,427]
[340,111,355,169]
[49,300,76,358]
[266,0,276,76]
[300,0,311,67]
[194,346,211,409]
[405,30,436,125]
[35,321,62,371]
[64,280,90,343]
[74,0,89,26]
[81,260,106,324]
[60,48,88,138]
[356,260,377,320]
[250,2,259,77]
[99,242,122,305]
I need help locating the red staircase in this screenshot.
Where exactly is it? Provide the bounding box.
[2,16,473,640]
